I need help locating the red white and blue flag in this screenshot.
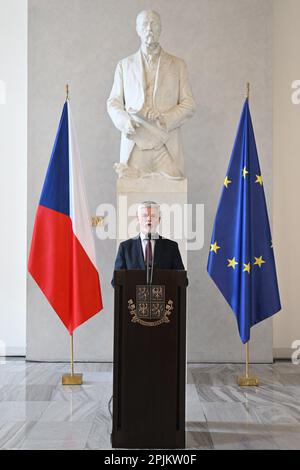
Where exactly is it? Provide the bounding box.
[28,100,103,333]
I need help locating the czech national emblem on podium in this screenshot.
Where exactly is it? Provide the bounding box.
[128,284,174,327]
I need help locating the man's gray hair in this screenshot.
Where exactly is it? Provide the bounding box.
[137,200,160,215]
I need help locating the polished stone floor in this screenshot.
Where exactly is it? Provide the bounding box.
[0,359,300,450]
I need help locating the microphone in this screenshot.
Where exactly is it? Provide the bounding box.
[145,232,153,285]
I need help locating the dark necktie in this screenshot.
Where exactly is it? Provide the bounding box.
[145,237,153,265]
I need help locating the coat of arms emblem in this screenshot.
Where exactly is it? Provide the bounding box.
[128,285,173,327]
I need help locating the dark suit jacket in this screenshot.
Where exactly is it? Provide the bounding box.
[112,235,186,286]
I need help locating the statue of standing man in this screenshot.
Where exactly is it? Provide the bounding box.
[107,10,196,179]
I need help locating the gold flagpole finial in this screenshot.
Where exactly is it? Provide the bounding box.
[66,84,69,101]
[246,82,250,100]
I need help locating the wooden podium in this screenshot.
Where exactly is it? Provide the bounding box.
[112,269,187,449]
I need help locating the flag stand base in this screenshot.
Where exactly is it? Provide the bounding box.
[62,373,83,385]
[237,376,259,387]
[237,342,259,387]
[61,333,83,385]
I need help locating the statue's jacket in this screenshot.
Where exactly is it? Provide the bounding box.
[107,49,196,174]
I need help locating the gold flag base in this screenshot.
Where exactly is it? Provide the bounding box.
[237,340,259,387]
[237,376,259,387]
[62,332,83,385]
[62,373,83,385]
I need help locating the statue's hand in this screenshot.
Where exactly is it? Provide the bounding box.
[146,109,167,129]
[146,108,160,121]
[157,114,167,130]
[124,119,139,139]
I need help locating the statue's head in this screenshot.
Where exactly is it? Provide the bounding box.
[136,10,161,47]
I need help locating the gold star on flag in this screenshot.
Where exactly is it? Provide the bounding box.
[255,175,263,185]
[242,167,249,178]
[253,256,266,268]
[224,176,232,188]
[243,262,251,274]
[227,257,238,269]
[210,241,221,254]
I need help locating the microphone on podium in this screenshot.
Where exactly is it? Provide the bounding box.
[145,232,154,285]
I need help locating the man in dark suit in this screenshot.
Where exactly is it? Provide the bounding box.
[112,201,185,285]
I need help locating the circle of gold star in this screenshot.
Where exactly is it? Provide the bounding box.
[227,257,238,269]
[255,175,263,185]
[243,262,251,274]
[224,176,232,188]
[242,167,249,178]
[253,256,266,268]
[210,241,221,254]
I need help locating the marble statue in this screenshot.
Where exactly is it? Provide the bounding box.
[107,10,196,179]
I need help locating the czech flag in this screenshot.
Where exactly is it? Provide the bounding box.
[28,100,103,333]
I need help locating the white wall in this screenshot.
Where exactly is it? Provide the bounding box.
[273,0,300,358]
[0,0,27,355]
[27,0,273,362]
[0,0,295,360]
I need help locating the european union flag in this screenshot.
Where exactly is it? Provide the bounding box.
[207,98,281,344]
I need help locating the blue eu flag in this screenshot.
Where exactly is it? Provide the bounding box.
[207,98,281,344]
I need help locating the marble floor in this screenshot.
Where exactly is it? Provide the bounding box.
[0,359,300,450]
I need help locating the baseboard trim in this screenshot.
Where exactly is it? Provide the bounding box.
[273,348,293,360]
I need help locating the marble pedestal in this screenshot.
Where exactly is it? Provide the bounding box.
[116,177,188,267]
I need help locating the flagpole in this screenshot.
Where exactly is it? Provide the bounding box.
[237,341,259,386]
[245,342,249,378]
[237,83,259,388]
[71,333,74,376]
[246,81,250,100]
[62,332,83,385]
[60,84,83,386]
